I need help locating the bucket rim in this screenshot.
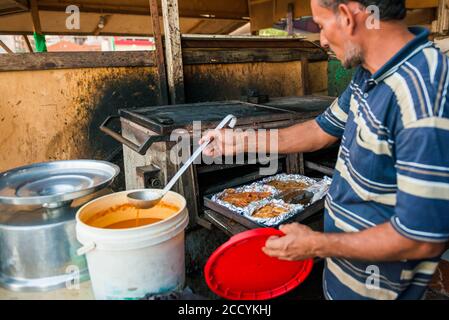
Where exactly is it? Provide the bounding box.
[75,189,187,233]
[76,213,189,252]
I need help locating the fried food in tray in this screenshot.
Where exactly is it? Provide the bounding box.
[252,203,290,219]
[266,180,311,192]
[220,188,272,208]
[279,189,314,206]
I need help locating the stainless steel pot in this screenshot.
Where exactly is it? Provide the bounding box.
[0,160,119,292]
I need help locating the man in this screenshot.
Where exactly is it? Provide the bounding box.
[200,0,449,300]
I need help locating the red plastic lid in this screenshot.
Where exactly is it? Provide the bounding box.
[204,228,314,300]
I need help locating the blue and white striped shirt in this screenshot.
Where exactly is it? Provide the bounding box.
[316,27,449,300]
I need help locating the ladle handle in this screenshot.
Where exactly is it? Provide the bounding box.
[162,115,237,195]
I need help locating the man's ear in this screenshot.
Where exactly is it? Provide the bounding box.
[337,3,357,36]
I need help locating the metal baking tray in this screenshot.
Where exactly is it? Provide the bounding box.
[203,174,330,229]
[203,195,325,229]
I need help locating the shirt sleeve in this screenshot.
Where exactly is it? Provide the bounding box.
[315,84,352,139]
[391,117,449,243]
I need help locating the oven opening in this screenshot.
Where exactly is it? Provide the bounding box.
[196,155,287,200]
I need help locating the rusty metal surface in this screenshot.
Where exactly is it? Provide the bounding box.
[184,61,304,103]
[0,67,161,185]
[119,100,302,135]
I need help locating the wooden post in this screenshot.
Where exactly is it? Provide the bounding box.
[432,0,449,35]
[92,16,110,36]
[23,35,33,52]
[299,153,305,176]
[0,40,13,53]
[287,3,295,36]
[161,0,185,104]
[30,0,42,35]
[286,153,301,174]
[149,0,169,105]
[301,57,311,95]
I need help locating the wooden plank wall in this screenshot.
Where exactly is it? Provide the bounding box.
[183,60,327,103]
[0,54,161,175]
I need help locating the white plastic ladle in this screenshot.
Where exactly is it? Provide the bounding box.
[127,114,237,209]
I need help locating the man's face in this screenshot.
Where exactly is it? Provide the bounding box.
[311,0,364,69]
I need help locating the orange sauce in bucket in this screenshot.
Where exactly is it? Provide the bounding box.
[85,202,179,230]
[105,217,163,229]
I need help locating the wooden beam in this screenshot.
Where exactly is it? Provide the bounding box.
[0,7,27,16]
[406,0,439,9]
[181,36,311,49]
[161,0,185,104]
[22,35,33,52]
[149,0,169,105]
[30,0,42,35]
[0,51,156,72]
[6,0,29,11]
[182,48,328,65]
[35,2,249,20]
[0,30,149,37]
[0,39,13,53]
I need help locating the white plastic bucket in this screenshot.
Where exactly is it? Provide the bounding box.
[75,189,189,300]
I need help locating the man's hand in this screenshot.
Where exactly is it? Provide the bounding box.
[262,222,446,263]
[262,223,321,261]
[199,129,246,158]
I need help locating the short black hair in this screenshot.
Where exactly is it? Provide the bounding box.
[319,0,406,21]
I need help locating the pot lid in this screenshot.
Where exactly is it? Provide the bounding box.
[204,228,314,300]
[0,160,119,206]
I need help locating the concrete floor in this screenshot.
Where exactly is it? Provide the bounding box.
[0,281,94,300]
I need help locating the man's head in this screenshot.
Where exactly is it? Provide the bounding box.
[311,0,407,68]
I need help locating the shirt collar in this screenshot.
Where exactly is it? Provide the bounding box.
[369,27,432,84]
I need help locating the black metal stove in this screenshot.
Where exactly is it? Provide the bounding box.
[100,96,337,235]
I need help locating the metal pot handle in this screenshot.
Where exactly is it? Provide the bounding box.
[100,116,166,155]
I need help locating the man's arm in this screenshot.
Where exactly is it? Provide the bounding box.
[262,222,446,262]
[276,119,339,154]
[200,119,339,157]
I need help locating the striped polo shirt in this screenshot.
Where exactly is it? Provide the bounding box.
[316,27,449,300]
